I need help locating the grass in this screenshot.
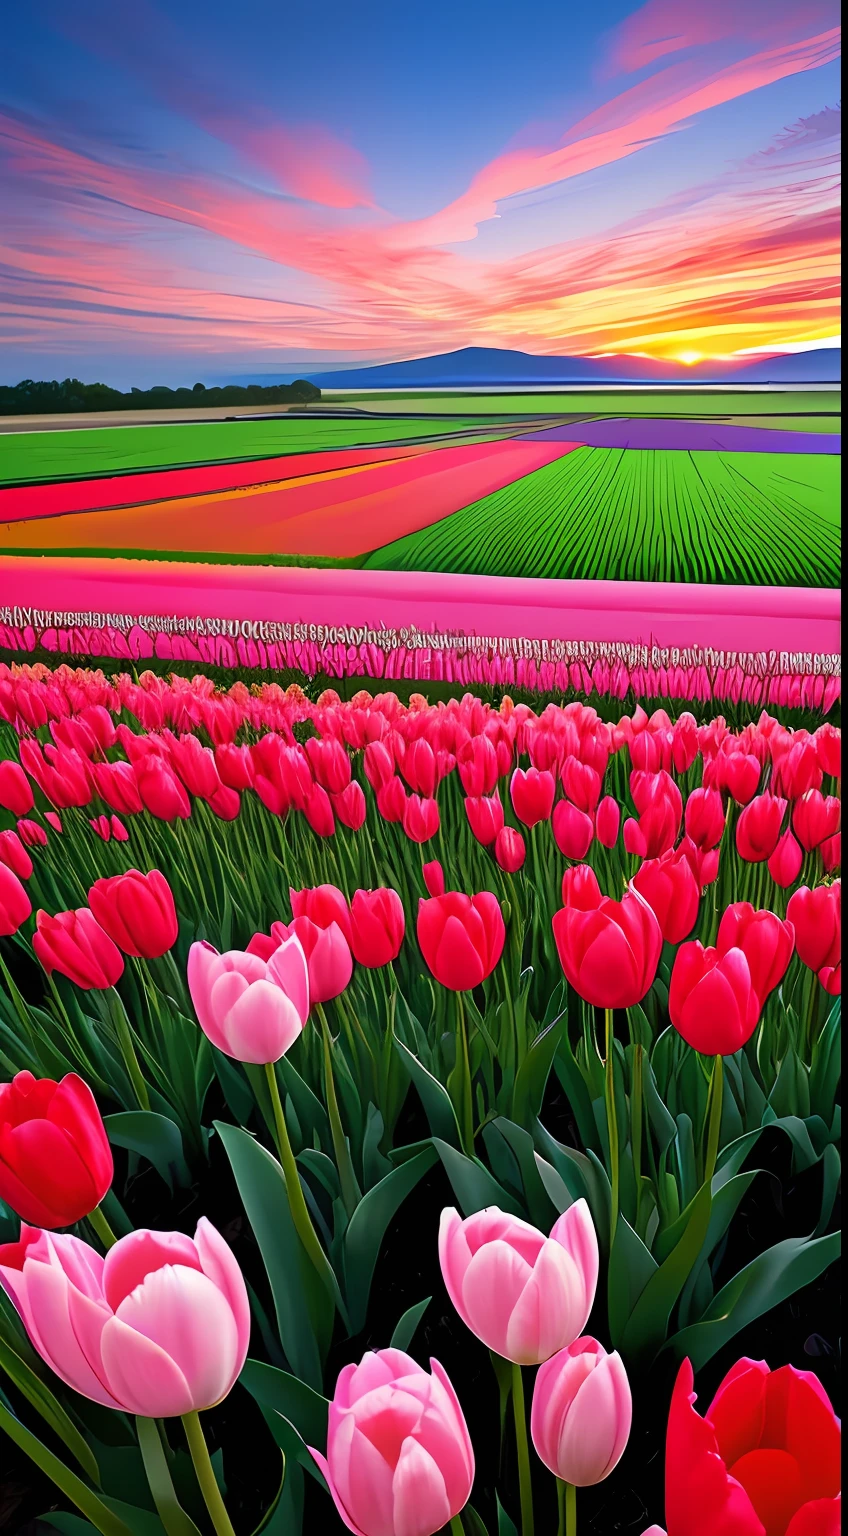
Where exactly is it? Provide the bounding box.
[0,415,499,486]
[325,389,841,418]
[365,446,840,588]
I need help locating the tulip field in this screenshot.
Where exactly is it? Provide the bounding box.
[0,657,840,1536]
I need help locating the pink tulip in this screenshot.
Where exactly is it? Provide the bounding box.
[403,793,440,843]
[531,1337,632,1485]
[465,793,504,846]
[423,859,445,897]
[553,801,594,860]
[309,1349,474,1536]
[0,1220,249,1417]
[187,938,309,1063]
[495,826,526,873]
[510,767,555,828]
[595,795,621,848]
[768,830,804,888]
[279,916,352,1004]
[439,1202,598,1364]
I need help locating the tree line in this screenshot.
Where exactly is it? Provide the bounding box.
[0,378,321,415]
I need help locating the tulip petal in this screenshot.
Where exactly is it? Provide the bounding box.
[100,1312,196,1417]
[108,1265,240,1413]
[728,1450,802,1536]
[785,1497,842,1536]
[460,1240,533,1358]
[330,1411,395,1536]
[24,1256,120,1408]
[194,1218,251,1369]
[392,1436,451,1536]
[308,1447,368,1536]
[103,1229,202,1312]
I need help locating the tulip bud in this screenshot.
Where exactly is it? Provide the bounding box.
[465,792,504,846]
[553,801,594,860]
[16,819,48,849]
[88,869,179,960]
[531,1338,632,1486]
[669,941,760,1054]
[510,767,555,827]
[495,826,526,873]
[423,859,445,897]
[735,793,787,862]
[349,888,405,967]
[33,909,124,990]
[793,790,841,852]
[0,761,34,817]
[786,883,840,975]
[684,786,725,850]
[0,829,33,881]
[0,864,32,937]
[403,793,440,844]
[0,1071,113,1227]
[767,829,803,888]
[376,775,408,824]
[595,795,621,848]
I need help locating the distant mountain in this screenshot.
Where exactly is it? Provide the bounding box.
[305,345,840,389]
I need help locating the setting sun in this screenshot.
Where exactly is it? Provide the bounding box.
[674,350,704,366]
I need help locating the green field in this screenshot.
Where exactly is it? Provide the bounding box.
[326,389,841,418]
[365,446,840,587]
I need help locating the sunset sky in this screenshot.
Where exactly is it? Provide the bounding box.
[0,0,840,386]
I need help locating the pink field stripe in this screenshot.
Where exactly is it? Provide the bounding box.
[0,558,839,656]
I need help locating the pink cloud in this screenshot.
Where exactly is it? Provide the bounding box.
[604,0,839,76]
[215,121,375,208]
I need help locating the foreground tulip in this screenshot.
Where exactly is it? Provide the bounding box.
[349,888,405,967]
[0,1072,112,1228]
[632,847,700,944]
[0,863,32,937]
[684,785,725,850]
[669,942,760,1054]
[786,882,840,977]
[309,1349,474,1536]
[439,1202,598,1364]
[648,1357,841,1536]
[187,938,309,1063]
[531,1337,631,1486]
[89,869,178,960]
[0,1219,249,1416]
[417,890,505,990]
[33,909,124,989]
[552,870,661,1009]
[716,903,794,1003]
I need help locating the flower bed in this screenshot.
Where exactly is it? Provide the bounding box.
[0,661,841,1535]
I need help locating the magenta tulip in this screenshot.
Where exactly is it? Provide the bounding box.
[309,1349,474,1536]
[531,1337,632,1485]
[669,942,760,1055]
[439,1201,598,1364]
[552,872,662,1010]
[510,767,555,827]
[417,891,505,991]
[187,938,309,1063]
[349,888,405,967]
[553,801,594,860]
[33,909,123,989]
[0,1220,249,1416]
[495,825,526,872]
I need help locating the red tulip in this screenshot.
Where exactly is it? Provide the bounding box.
[0,1071,113,1228]
[553,801,594,860]
[510,767,555,828]
[16,819,48,849]
[423,859,445,897]
[495,826,526,872]
[0,829,32,881]
[305,735,351,794]
[658,1357,841,1536]
[786,883,840,975]
[671,713,699,774]
[0,761,34,817]
[45,813,63,834]
[403,794,440,844]
[290,884,352,946]
[88,869,178,960]
[723,752,761,806]
[457,736,498,796]
[283,916,352,1003]
[819,962,841,996]
[349,888,405,967]
[400,738,438,797]
[736,794,787,862]
[363,740,395,792]
[134,758,191,821]
[821,832,840,874]
[669,942,760,1053]
[168,733,221,800]
[214,743,255,790]
[0,864,32,937]
[376,775,408,824]
[773,738,822,800]
[417,891,505,990]
[207,783,241,820]
[768,830,803,889]
[595,795,621,849]
[91,760,143,815]
[561,757,601,813]
[465,793,504,846]
[684,787,725,851]
[632,847,701,944]
[716,903,794,1003]
[623,772,682,858]
[33,910,124,990]
[814,722,841,780]
[792,790,840,852]
[331,782,366,830]
[552,873,661,1009]
[303,782,336,837]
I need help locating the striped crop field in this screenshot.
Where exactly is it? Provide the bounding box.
[365,445,841,588]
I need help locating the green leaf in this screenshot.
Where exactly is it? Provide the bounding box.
[135,1418,202,1536]
[667,1230,842,1373]
[390,1297,431,1353]
[809,998,841,1121]
[0,1397,134,1536]
[677,1171,759,1329]
[103,1113,191,1193]
[344,1145,438,1331]
[394,1034,463,1147]
[239,1359,329,1454]
[814,1143,841,1237]
[490,1118,557,1230]
[607,1216,658,1348]
[214,1123,328,1389]
[619,1180,713,1369]
[511,1011,565,1126]
[432,1138,524,1219]
[0,1329,101,1486]
[497,1495,519,1536]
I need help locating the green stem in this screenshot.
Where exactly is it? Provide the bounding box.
[604,1008,620,1247]
[262,1061,337,1303]
[631,1042,644,1235]
[511,1361,535,1536]
[450,1518,465,1536]
[316,1005,361,1219]
[556,1481,577,1536]
[0,1396,133,1536]
[137,1417,202,1536]
[703,1053,724,1189]
[181,1412,237,1536]
[455,990,475,1154]
[107,989,150,1111]
[88,1203,119,1250]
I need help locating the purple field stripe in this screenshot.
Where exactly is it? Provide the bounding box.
[526,419,841,454]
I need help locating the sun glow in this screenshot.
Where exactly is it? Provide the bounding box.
[674,350,704,366]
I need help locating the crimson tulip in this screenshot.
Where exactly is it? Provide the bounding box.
[303,782,336,837]
[495,826,526,872]
[168,733,221,799]
[134,757,191,820]
[553,801,594,860]
[595,795,621,849]
[376,775,407,823]
[684,786,725,850]
[290,884,352,946]
[773,738,822,800]
[510,767,555,827]
[632,847,700,943]
[669,941,760,1054]
[400,737,438,797]
[349,888,405,967]
[88,869,178,960]
[363,740,395,791]
[214,743,255,790]
[0,864,32,937]
[821,832,840,873]
[282,916,352,1003]
[814,721,841,779]
[457,736,498,796]
[0,761,34,817]
[561,757,602,813]
[649,1357,841,1536]
[0,829,32,881]
[403,793,440,843]
[331,781,366,830]
[207,783,241,820]
[678,835,720,891]
[716,903,794,1003]
[0,1071,112,1228]
[786,883,840,976]
[792,790,840,852]
[768,830,803,889]
[465,793,504,846]
[417,890,505,990]
[671,712,699,773]
[16,819,48,849]
[423,859,445,897]
[305,735,351,794]
[33,909,124,990]
[552,872,661,1009]
[623,772,682,859]
[736,793,787,862]
[723,751,761,806]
